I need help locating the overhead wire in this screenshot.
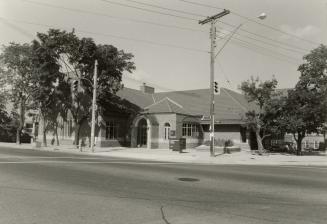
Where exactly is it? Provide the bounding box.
[100,0,311,55]
[26,0,310,56]
[123,0,205,17]
[178,0,320,46]
[13,1,305,65]
[25,0,205,33]
[230,39,300,65]
[100,0,197,21]
[0,17,208,53]
[217,20,311,53]
[216,26,307,55]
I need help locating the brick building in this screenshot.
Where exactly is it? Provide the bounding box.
[37,83,255,149]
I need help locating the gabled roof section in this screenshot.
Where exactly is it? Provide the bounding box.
[143,97,192,115]
[116,86,256,122]
[116,87,154,108]
[154,88,255,121]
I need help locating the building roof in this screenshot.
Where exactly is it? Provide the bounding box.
[116,86,257,123]
[143,97,193,115]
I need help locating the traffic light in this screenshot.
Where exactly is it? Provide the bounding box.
[73,80,79,92]
[214,81,219,94]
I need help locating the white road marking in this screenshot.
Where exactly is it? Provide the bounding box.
[0,156,118,159]
[280,165,327,170]
[0,160,179,165]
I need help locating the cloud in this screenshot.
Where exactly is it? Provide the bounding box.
[279,24,321,40]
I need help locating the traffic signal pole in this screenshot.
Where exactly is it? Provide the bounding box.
[199,10,230,157]
[209,21,216,157]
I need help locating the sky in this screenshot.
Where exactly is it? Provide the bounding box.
[0,0,326,93]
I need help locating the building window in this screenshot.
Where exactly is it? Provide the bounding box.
[182,123,199,137]
[164,123,170,140]
[106,121,118,140]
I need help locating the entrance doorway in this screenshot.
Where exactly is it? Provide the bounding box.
[137,118,147,147]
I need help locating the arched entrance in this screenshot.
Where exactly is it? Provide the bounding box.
[137,118,148,147]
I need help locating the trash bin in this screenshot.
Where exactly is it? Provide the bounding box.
[179,138,186,153]
[169,138,180,151]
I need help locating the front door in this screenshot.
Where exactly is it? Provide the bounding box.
[137,119,147,147]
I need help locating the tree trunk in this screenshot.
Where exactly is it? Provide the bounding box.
[74,120,80,147]
[16,129,20,145]
[16,96,24,144]
[255,129,264,154]
[296,139,302,156]
[55,123,59,146]
[324,131,326,150]
[42,118,47,147]
[296,132,304,156]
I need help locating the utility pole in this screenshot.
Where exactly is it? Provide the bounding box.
[199,9,230,157]
[90,60,98,153]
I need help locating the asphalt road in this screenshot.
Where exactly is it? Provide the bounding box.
[0,146,327,224]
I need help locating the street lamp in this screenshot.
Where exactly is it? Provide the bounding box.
[258,13,267,20]
[200,11,267,157]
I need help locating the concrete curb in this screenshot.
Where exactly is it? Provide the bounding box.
[0,143,327,166]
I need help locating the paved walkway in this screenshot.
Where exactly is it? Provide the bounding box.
[1,142,327,166]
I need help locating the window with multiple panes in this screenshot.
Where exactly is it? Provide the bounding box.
[106,121,118,140]
[182,123,199,137]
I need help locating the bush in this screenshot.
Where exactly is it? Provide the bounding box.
[224,139,234,147]
[318,142,326,151]
[204,138,228,147]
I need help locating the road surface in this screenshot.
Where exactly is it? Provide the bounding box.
[0,146,326,224]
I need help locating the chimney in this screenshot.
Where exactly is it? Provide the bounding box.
[140,83,155,94]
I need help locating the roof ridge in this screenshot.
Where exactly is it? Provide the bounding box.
[165,99,172,112]
[144,97,169,109]
[166,97,183,108]
[221,88,248,112]
[151,94,156,103]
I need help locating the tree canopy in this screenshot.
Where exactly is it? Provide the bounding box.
[240,76,278,153]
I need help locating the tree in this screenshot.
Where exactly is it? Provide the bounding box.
[0,103,19,142]
[0,43,35,144]
[32,29,135,146]
[31,34,71,146]
[279,45,327,155]
[240,76,278,154]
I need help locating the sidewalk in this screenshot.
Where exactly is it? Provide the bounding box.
[1,142,327,166]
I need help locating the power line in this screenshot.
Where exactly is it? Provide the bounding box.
[233,37,301,63]
[123,0,205,17]
[232,37,301,62]
[25,0,205,33]
[216,59,233,88]
[231,39,300,65]
[100,0,197,21]
[217,26,307,55]
[217,21,311,53]
[3,16,302,64]
[211,24,302,63]
[178,0,321,46]
[100,0,311,54]
[0,17,208,53]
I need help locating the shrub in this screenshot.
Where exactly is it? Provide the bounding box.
[224,139,234,147]
[204,138,234,147]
